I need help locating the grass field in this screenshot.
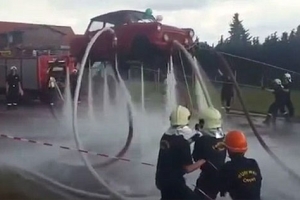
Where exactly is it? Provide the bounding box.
[125,80,300,117]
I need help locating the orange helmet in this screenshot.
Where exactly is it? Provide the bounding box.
[224,130,248,153]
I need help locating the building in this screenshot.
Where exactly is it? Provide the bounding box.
[0,21,75,56]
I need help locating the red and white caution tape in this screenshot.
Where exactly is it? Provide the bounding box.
[0,134,155,167]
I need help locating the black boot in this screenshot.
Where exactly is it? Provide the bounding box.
[284,112,291,122]
[226,107,230,113]
[12,103,18,109]
[271,115,277,126]
[6,103,12,110]
[263,114,272,126]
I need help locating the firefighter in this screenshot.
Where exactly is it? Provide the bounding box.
[155,105,206,200]
[70,68,80,102]
[192,107,226,199]
[5,66,23,109]
[263,79,286,125]
[218,70,234,113]
[219,130,262,200]
[280,73,294,119]
[48,76,57,106]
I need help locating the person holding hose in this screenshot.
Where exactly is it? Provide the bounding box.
[263,79,286,126]
[281,73,294,120]
[192,107,226,199]
[219,130,262,200]
[6,66,23,109]
[70,68,80,102]
[155,105,206,200]
[48,76,57,106]
[218,69,234,113]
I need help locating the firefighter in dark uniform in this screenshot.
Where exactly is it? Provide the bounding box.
[5,66,23,109]
[193,107,226,199]
[218,70,234,113]
[70,68,80,102]
[280,73,294,120]
[219,130,262,200]
[155,105,206,200]
[263,79,286,125]
[48,76,57,106]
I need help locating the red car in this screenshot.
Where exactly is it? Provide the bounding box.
[70,10,195,67]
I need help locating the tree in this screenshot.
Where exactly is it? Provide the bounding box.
[228,13,252,46]
[289,29,296,41]
[281,32,288,42]
[219,35,224,45]
[199,19,300,86]
[296,25,300,38]
[252,37,260,45]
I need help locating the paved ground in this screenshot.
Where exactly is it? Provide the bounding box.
[0,101,300,200]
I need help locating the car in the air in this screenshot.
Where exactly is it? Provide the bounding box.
[70,10,196,67]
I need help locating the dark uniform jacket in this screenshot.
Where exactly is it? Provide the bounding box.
[273,86,286,104]
[219,156,262,200]
[6,74,20,91]
[155,134,193,189]
[282,82,291,100]
[221,76,234,97]
[193,135,226,173]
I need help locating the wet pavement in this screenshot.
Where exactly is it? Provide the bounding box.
[0,101,300,200]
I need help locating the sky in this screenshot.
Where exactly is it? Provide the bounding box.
[0,0,299,45]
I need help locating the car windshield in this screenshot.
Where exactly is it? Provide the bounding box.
[88,21,104,32]
[126,12,155,23]
[135,18,156,23]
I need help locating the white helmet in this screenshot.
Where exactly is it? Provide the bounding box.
[72,68,78,73]
[284,73,292,83]
[170,105,191,126]
[199,107,222,130]
[10,66,17,70]
[198,107,224,138]
[274,78,282,85]
[50,77,56,81]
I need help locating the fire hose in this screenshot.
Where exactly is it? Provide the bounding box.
[174,41,213,109]
[70,27,157,200]
[72,27,131,200]
[93,53,133,168]
[213,50,300,184]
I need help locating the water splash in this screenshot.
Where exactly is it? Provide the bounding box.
[72,27,127,199]
[63,67,72,124]
[173,41,213,112]
[87,60,95,120]
[165,55,178,116]
[102,64,109,115]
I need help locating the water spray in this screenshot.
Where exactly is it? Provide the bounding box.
[103,63,109,115]
[63,67,72,123]
[72,27,127,199]
[165,55,178,116]
[54,82,64,102]
[94,53,133,168]
[178,51,193,109]
[87,59,95,120]
[173,41,213,109]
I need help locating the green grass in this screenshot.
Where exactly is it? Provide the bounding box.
[125,80,300,117]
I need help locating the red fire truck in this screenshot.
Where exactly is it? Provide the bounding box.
[0,55,76,102]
